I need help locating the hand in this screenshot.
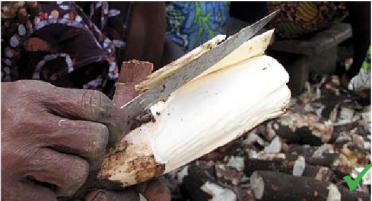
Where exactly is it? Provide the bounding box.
[84,61,170,201]
[137,179,171,201]
[1,80,123,201]
[84,189,139,201]
[85,179,171,201]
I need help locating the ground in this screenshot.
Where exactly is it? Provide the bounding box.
[163,74,371,201]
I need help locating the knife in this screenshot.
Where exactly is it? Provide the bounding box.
[78,11,279,196]
[120,11,279,125]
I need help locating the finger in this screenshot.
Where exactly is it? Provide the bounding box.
[26,148,89,197]
[85,189,139,201]
[3,180,57,201]
[42,88,115,124]
[41,87,123,145]
[45,116,108,169]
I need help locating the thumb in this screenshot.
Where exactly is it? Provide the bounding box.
[85,189,139,201]
[137,179,171,201]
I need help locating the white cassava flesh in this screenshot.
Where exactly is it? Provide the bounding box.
[201,182,237,201]
[99,30,291,186]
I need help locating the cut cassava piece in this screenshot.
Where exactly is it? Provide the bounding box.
[272,111,334,145]
[244,157,333,182]
[98,30,291,186]
[250,171,369,201]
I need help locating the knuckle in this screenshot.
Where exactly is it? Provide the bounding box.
[92,124,109,151]
[83,90,106,106]
[86,123,109,159]
[85,123,109,170]
[15,80,53,93]
[81,90,113,118]
[11,80,56,103]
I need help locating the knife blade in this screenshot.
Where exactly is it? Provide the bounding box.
[120,11,279,123]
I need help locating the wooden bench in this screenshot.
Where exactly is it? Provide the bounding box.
[225,18,352,95]
[268,23,352,95]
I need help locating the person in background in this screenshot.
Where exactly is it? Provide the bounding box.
[2,2,170,201]
[230,2,371,89]
[265,2,370,86]
[265,2,348,39]
[348,46,371,96]
[2,2,166,95]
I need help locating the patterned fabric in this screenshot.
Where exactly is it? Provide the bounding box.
[1,2,132,93]
[166,2,230,52]
[267,2,348,39]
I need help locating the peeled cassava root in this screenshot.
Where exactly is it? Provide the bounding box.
[98,30,291,186]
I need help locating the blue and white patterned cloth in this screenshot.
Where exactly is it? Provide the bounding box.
[166,2,230,52]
